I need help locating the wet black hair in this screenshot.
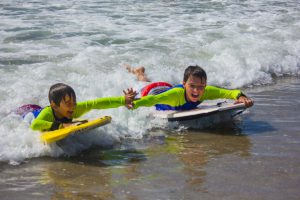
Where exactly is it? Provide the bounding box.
[183,65,207,82]
[48,83,76,106]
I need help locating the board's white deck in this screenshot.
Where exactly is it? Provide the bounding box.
[152,102,246,120]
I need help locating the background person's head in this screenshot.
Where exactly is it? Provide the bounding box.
[49,83,76,119]
[183,65,207,102]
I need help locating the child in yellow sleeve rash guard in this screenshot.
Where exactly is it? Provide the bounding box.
[126,65,254,110]
[23,83,137,131]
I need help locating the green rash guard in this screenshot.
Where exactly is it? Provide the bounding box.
[31,96,125,131]
[133,85,242,110]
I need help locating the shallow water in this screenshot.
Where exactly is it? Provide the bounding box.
[1,0,300,163]
[1,0,300,199]
[1,78,300,200]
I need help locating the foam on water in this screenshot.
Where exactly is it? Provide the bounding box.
[0,0,300,163]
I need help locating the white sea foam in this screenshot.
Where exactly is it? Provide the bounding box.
[0,0,299,163]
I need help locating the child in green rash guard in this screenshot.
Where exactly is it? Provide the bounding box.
[125,65,254,110]
[30,83,137,132]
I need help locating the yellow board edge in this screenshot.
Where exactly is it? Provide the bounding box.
[40,116,112,144]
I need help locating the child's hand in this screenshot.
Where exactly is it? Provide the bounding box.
[235,96,254,108]
[62,123,73,128]
[123,88,137,109]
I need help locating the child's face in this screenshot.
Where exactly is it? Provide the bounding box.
[183,75,206,102]
[51,94,76,119]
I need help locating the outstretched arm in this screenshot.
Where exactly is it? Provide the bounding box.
[73,96,126,118]
[73,88,138,117]
[201,86,254,108]
[132,87,183,109]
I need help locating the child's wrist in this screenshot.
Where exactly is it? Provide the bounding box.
[50,121,61,131]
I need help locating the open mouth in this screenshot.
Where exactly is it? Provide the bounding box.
[191,94,199,99]
[67,111,74,116]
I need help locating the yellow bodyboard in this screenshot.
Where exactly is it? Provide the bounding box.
[40,116,112,144]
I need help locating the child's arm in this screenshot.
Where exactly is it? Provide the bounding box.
[201,86,254,107]
[73,90,137,118]
[200,86,242,100]
[132,88,183,109]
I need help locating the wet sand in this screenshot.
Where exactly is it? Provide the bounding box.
[1,78,300,200]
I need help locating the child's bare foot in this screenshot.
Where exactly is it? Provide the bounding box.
[124,64,134,73]
[123,64,150,82]
[124,64,145,74]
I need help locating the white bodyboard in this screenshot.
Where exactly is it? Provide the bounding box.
[151,102,246,122]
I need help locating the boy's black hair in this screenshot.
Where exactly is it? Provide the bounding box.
[48,83,76,106]
[183,65,207,82]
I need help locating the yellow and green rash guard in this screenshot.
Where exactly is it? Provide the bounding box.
[133,84,242,111]
[30,96,125,131]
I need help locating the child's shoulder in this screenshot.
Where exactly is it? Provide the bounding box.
[159,85,185,96]
[39,106,52,115]
[205,85,220,90]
